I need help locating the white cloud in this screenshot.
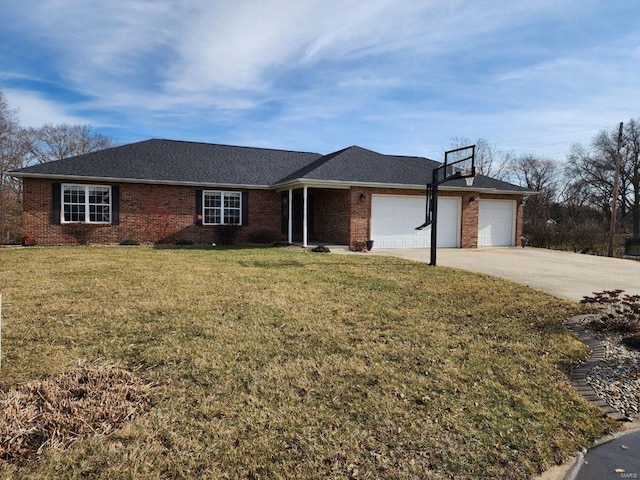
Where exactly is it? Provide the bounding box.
[159,0,442,96]
[6,0,551,104]
[3,89,92,128]
[164,1,314,93]
[2,0,638,161]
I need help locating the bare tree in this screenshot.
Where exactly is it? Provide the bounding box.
[621,119,640,237]
[23,123,115,164]
[565,142,613,223]
[0,90,118,243]
[503,153,560,247]
[566,119,640,238]
[0,91,22,173]
[560,180,596,223]
[0,91,27,243]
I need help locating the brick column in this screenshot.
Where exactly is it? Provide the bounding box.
[349,188,370,249]
[460,193,478,248]
[515,195,524,246]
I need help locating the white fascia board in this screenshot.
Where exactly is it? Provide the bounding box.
[439,185,536,195]
[10,171,534,196]
[8,173,272,190]
[273,179,425,192]
[274,179,531,195]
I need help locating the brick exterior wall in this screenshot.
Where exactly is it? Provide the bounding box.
[342,187,524,249]
[345,187,468,249]
[472,192,525,248]
[460,192,479,248]
[451,191,525,248]
[349,187,370,249]
[22,178,285,245]
[313,188,350,244]
[22,178,524,248]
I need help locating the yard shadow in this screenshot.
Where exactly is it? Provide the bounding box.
[150,243,304,267]
[152,244,245,251]
[237,259,304,268]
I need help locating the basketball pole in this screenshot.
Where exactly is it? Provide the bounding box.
[429,169,439,266]
[426,145,475,267]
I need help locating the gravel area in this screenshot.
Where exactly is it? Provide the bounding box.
[578,320,640,420]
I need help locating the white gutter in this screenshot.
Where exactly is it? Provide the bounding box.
[439,185,536,195]
[8,172,272,190]
[274,178,425,191]
[274,178,533,195]
[9,172,534,196]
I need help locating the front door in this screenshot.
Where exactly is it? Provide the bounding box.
[281,191,315,238]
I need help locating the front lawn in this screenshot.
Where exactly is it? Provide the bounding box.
[0,246,611,479]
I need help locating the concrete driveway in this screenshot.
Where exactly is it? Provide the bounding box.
[367,247,640,302]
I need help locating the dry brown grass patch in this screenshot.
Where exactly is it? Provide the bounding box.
[0,247,613,478]
[0,362,152,464]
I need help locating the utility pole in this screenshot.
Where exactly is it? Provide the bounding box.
[608,121,624,257]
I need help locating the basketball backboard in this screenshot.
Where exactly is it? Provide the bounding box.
[441,145,476,182]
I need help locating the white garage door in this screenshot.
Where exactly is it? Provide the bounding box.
[478,200,516,247]
[371,195,461,248]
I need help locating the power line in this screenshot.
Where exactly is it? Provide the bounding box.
[495,127,603,144]
[430,125,611,162]
[506,138,591,150]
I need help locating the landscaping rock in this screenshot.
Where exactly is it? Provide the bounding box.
[570,316,640,421]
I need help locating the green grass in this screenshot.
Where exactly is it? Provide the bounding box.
[0,246,611,479]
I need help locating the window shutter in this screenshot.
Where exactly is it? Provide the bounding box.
[111,186,120,224]
[51,183,61,224]
[195,190,203,225]
[281,192,288,234]
[242,192,249,226]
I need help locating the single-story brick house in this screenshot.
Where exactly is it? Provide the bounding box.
[8,139,530,249]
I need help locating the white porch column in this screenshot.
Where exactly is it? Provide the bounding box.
[288,188,293,244]
[302,185,308,247]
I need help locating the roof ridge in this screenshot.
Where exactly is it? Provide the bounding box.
[150,138,321,156]
[347,145,436,162]
[273,147,351,184]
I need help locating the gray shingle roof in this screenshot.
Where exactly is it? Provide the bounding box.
[10,139,322,187]
[276,146,441,186]
[9,138,529,193]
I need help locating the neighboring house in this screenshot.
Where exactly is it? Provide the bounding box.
[8,139,530,249]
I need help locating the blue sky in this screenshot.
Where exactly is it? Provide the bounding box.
[1,0,639,161]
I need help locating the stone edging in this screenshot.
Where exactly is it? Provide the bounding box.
[566,314,631,422]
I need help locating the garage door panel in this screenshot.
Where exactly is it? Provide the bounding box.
[371,195,460,248]
[478,200,515,247]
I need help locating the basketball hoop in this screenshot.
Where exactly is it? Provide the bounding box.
[419,144,476,266]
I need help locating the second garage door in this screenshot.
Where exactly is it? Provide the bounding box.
[478,200,516,247]
[371,195,461,248]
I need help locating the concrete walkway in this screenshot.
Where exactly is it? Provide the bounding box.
[367,247,640,302]
[571,426,640,480]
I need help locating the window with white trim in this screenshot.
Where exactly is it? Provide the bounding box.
[62,184,111,223]
[203,191,241,225]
